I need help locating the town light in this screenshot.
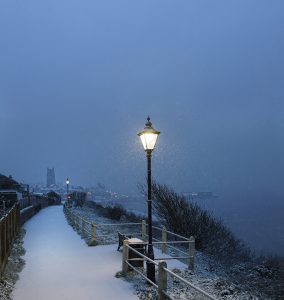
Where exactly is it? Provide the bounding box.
[137,116,160,283]
[66,178,70,204]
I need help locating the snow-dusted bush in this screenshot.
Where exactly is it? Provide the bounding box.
[140,182,251,264]
[84,200,141,223]
[70,191,87,207]
[104,204,125,220]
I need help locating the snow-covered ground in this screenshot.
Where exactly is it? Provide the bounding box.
[9,205,282,300]
[12,206,138,300]
[69,206,284,300]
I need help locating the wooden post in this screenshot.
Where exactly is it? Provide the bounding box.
[7,212,11,246]
[92,223,96,240]
[158,261,167,300]
[13,207,16,236]
[122,240,129,275]
[87,222,97,246]
[0,222,2,272]
[82,219,85,238]
[3,217,7,260]
[72,212,75,225]
[188,236,195,271]
[142,220,146,240]
[72,212,75,227]
[16,204,20,232]
[10,209,12,241]
[162,226,167,254]
[76,216,80,231]
[10,211,12,244]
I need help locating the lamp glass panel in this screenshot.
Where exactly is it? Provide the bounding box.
[140,133,158,150]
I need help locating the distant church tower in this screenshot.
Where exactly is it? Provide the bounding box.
[47,167,56,187]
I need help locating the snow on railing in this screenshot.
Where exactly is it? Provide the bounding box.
[63,204,195,268]
[122,241,217,300]
[63,204,141,244]
[63,204,216,299]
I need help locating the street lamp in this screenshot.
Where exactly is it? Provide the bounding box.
[138,116,160,283]
[66,178,70,203]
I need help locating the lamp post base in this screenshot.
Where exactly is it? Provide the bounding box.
[146,245,156,283]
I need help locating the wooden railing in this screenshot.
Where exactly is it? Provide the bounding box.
[122,241,217,300]
[64,204,216,299]
[0,203,20,276]
[63,204,141,245]
[63,204,196,268]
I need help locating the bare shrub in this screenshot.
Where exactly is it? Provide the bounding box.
[84,201,141,223]
[70,191,87,207]
[139,182,250,264]
[104,204,125,220]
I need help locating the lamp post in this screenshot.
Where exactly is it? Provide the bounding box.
[138,116,160,283]
[66,178,70,204]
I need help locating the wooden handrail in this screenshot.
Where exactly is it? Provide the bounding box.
[0,203,20,276]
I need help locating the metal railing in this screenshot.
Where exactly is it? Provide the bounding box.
[0,203,20,276]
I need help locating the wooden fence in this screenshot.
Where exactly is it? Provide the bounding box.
[64,204,196,269]
[122,241,217,300]
[64,205,216,299]
[0,203,20,275]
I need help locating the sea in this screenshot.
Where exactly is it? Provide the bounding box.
[94,192,284,257]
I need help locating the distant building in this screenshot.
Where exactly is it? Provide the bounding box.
[46,167,56,187]
[0,174,22,191]
[47,191,61,205]
[0,173,25,206]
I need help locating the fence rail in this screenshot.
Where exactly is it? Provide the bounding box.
[63,205,216,299]
[64,205,143,244]
[0,203,20,276]
[63,204,196,267]
[122,241,217,300]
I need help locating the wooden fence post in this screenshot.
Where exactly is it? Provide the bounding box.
[9,212,12,244]
[72,212,75,226]
[142,220,146,240]
[0,221,3,273]
[122,240,129,275]
[76,216,80,231]
[88,222,98,246]
[8,212,11,246]
[71,211,74,224]
[158,261,167,300]
[188,236,195,271]
[4,217,7,257]
[82,219,85,238]
[162,227,167,254]
[12,209,15,236]
[17,204,20,231]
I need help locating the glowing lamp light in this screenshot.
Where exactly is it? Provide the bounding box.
[66,178,70,185]
[138,117,160,151]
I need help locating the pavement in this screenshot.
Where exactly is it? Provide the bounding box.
[13,206,138,300]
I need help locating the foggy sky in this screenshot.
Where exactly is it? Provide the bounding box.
[1,0,284,202]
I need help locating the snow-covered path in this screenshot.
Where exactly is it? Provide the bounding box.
[13,206,138,300]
